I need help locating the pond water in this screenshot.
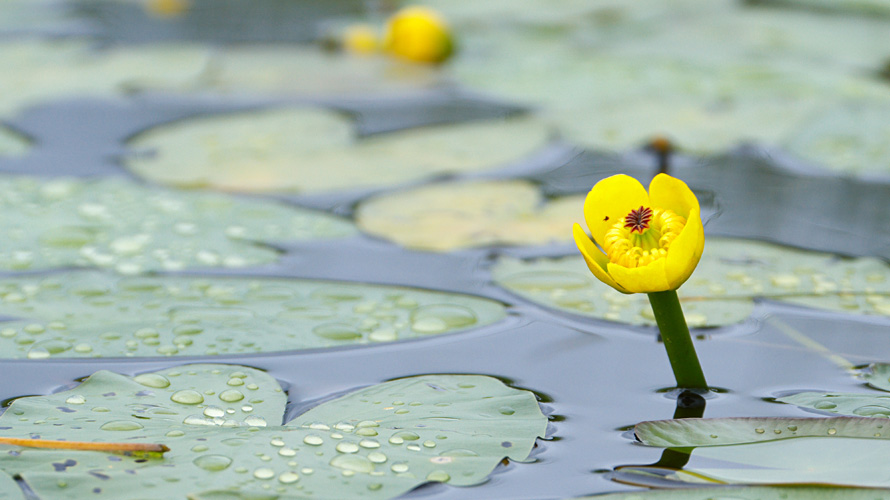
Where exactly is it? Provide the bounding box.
[2,1,890,499]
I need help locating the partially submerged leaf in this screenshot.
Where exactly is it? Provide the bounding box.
[624,416,890,488]
[356,180,584,251]
[493,238,890,327]
[0,125,29,157]
[0,270,505,358]
[0,175,355,273]
[635,416,890,448]
[125,108,551,194]
[584,485,890,499]
[863,363,890,392]
[778,392,890,418]
[0,364,547,499]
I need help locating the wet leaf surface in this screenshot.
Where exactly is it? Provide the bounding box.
[0,175,355,273]
[584,486,890,500]
[356,180,583,252]
[494,238,890,327]
[863,363,890,392]
[0,364,547,499]
[778,392,890,418]
[635,416,890,448]
[125,109,551,194]
[0,271,505,358]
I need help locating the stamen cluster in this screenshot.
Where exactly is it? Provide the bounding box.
[604,206,686,268]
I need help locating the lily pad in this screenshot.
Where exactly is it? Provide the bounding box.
[124,108,551,194]
[0,364,547,499]
[0,175,355,273]
[0,39,207,118]
[356,180,584,252]
[493,238,890,327]
[778,392,890,418]
[622,416,890,488]
[863,363,890,392]
[584,486,890,500]
[0,270,505,358]
[635,416,890,448]
[783,103,890,176]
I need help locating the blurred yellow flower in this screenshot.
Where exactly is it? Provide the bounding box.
[573,173,704,293]
[384,6,454,64]
[145,0,189,18]
[342,24,379,55]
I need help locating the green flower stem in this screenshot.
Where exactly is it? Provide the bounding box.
[647,290,708,389]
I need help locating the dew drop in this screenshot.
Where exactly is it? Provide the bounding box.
[65,395,85,405]
[303,435,324,446]
[203,406,225,418]
[278,472,300,484]
[368,451,387,463]
[253,468,275,480]
[754,428,765,434]
[426,470,450,482]
[193,455,232,471]
[853,405,890,418]
[312,323,362,341]
[218,389,244,403]
[335,441,360,454]
[100,420,144,431]
[814,401,838,410]
[828,428,837,435]
[330,454,374,473]
[244,415,267,427]
[359,439,380,449]
[171,390,204,405]
[133,374,171,389]
[278,448,296,457]
[390,462,409,473]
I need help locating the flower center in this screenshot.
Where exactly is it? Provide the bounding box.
[603,206,686,268]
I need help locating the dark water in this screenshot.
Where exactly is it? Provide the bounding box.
[2,2,890,499]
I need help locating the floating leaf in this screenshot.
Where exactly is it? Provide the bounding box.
[635,417,890,448]
[356,180,584,251]
[864,364,890,392]
[0,175,355,273]
[623,416,890,488]
[783,103,890,176]
[125,108,551,194]
[0,270,505,358]
[0,471,24,500]
[0,39,207,117]
[748,0,890,17]
[493,238,890,327]
[584,485,890,500]
[779,392,890,418]
[0,364,547,499]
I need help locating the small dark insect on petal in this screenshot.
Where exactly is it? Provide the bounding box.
[603,216,609,221]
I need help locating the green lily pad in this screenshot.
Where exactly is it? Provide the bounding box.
[356,180,584,251]
[584,486,890,499]
[623,416,890,488]
[493,238,890,327]
[0,470,24,500]
[124,108,551,194]
[0,270,505,358]
[635,417,890,448]
[783,103,890,176]
[778,392,890,418]
[0,39,206,118]
[749,0,890,17]
[863,364,890,392]
[0,175,355,273]
[0,364,547,499]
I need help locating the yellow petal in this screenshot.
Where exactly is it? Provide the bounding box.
[648,173,699,219]
[664,207,705,289]
[583,174,650,248]
[573,224,628,293]
[607,258,670,293]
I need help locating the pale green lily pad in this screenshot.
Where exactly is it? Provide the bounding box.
[0,470,24,500]
[356,180,584,251]
[493,238,890,327]
[585,486,890,500]
[783,104,890,176]
[0,175,355,273]
[0,270,505,358]
[620,438,890,487]
[0,39,207,118]
[0,126,29,158]
[863,364,890,392]
[448,1,890,152]
[778,392,890,418]
[0,364,547,499]
[623,416,890,488]
[635,417,890,448]
[750,0,890,17]
[125,108,551,194]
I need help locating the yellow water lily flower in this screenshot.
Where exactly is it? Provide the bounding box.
[573,173,704,294]
[384,6,454,64]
